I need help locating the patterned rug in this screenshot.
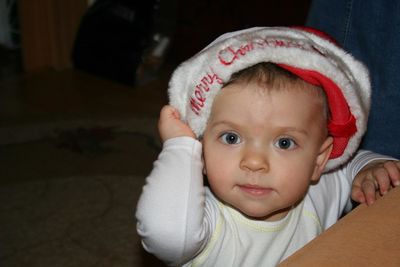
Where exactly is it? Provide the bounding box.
[0,117,167,266]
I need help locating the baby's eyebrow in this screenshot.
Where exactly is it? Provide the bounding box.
[208,119,241,129]
[275,127,310,137]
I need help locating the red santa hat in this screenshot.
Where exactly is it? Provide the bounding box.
[168,26,370,171]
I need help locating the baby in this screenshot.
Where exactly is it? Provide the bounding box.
[136,27,400,266]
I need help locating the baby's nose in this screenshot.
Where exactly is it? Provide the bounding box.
[239,147,269,172]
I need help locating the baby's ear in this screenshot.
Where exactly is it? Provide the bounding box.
[311,136,334,182]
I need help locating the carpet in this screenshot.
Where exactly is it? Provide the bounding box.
[0,117,167,266]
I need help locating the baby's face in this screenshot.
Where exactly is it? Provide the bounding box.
[202,81,332,221]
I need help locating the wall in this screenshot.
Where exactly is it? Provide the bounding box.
[18,0,88,71]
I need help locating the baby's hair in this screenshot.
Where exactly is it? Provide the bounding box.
[224,62,300,88]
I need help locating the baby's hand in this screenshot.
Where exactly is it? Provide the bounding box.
[351,160,400,205]
[158,105,196,142]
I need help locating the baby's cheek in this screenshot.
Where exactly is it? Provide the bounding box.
[206,165,233,187]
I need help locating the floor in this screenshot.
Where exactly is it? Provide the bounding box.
[0,46,172,266]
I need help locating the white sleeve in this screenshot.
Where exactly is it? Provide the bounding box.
[308,150,396,229]
[346,150,398,179]
[135,137,211,266]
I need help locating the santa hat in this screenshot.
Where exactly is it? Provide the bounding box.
[168,26,370,171]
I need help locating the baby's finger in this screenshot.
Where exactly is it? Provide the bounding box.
[373,167,391,195]
[160,105,180,121]
[383,161,400,187]
[361,178,378,205]
[351,185,366,204]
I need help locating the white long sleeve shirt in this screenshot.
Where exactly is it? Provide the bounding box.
[136,137,393,267]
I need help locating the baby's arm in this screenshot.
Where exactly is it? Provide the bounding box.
[308,151,398,228]
[136,106,209,266]
[352,159,400,205]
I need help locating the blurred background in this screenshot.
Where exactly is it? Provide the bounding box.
[0,0,311,266]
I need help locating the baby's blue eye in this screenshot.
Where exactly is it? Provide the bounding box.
[275,138,296,150]
[220,132,241,145]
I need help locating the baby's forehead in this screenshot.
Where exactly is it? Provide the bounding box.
[212,80,326,112]
[208,81,329,128]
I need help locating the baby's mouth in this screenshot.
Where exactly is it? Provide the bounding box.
[238,184,273,197]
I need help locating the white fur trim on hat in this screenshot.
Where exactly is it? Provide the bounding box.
[168,26,370,171]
